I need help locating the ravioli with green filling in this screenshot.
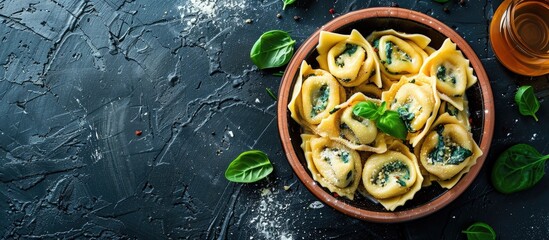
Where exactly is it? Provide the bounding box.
[367,30,431,86]
[317,30,382,87]
[317,92,387,153]
[301,134,362,200]
[415,113,482,188]
[288,61,346,131]
[420,38,477,111]
[382,74,441,147]
[362,138,423,211]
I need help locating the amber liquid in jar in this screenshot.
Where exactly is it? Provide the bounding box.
[490,0,549,76]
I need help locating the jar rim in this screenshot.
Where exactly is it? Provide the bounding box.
[506,0,549,58]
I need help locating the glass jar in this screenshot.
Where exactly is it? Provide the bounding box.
[489,0,549,76]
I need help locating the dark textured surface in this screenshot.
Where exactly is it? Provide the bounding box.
[0,0,548,239]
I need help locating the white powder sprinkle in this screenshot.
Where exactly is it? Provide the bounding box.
[177,0,249,29]
[251,188,294,240]
[308,201,324,209]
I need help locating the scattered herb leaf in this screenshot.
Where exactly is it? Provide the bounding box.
[225,150,274,183]
[491,143,549,194]
[282,0,297,10]
[272,71,285,77]
[377,110,407,140]
[514,85,540,121]
[352,101,407,140]
[353,101,381,120]
[250,30,296,69]
[462,222,496,240]
[432,0,450,2]
[266,87,278,101]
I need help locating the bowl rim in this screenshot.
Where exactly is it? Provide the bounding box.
[277,7,495,222]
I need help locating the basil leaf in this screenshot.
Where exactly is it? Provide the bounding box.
[225,150,273,183]
[378,101,387,116]
[250,30,296,69]
[282,0,297,10]
[514,85,540,121]
[462,222,496,240]
[377,110,407,140]
[491,143,549,194]
[352,101,407,139]
[352,101,381,120]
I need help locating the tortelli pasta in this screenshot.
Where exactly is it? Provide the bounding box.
[301,134,362,200]
[288,29,482,211]
[317,92,387,153]
[420,38,478,111]
[362,138,423,211]
[317,30,382,88]
[415,113,483,189]
[367,29,431,86]
[381,74,441,147]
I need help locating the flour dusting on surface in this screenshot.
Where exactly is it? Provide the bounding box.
[250,188,294,240]
[177,0,248,29]
[308,201,324,209]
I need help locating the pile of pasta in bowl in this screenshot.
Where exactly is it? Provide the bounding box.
[287,29,483,211]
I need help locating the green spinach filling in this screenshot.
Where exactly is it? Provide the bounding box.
[322,148,351,164]
[445,104,459,116]
[428,125,473,165]
[436,65,457,85]
[341,151,350,163]
[397,103,415,132]
[335,44,359,67]
[385,41,394,64]
[383,41,411,65]
[311,84,330,117]
[372,160,410,187]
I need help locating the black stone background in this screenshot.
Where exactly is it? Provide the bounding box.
[0,0,548,239]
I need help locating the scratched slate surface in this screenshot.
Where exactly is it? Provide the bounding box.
[1,0,548,239]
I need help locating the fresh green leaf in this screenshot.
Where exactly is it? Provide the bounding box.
[225,150,273,183]
[266,87,278,101]
[272,71,284,77]
[377,110,407,140]
[514,85,540,121]
[282,0,297,10]
[250,30,296,69]
[353,101,381,120]
[462,222,496,240]
[491,143,549,194]
[378,101,387,116]
[352,101,407,140]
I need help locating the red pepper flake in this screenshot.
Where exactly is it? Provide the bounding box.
[443,7,450,13]
[329,8,335,14]
[333,192,339,198]
[135,130,142,136]
[374,48,379,53]
[469,117,473,124]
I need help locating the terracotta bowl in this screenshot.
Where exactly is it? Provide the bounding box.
[277,8,494,222]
